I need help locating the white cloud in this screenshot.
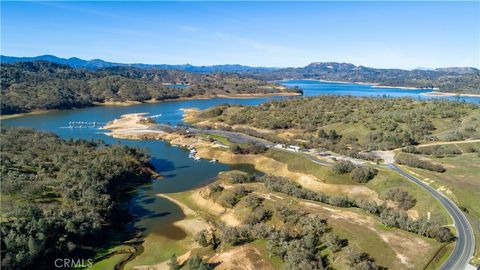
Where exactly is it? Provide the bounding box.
[181,26,197,32]
[214,32,304,56]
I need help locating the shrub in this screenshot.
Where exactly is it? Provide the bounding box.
[208,183,224,197]
[243,194,264,209]
[228,172,257,184]
[346,249,383,270]
[351,167,377,183]
[385,188,417,210]
[434,227,455,242]
[395,153,445,172]
[243,207,272,225]
[402,145,461,157]
[259,175,328,203]
[219,226,253,245]
[185,255,212,270]
[283,240,326,270]
[168,254,180,270]
[230,142,268,155]
[356,199,383,215]
[217,186,250,208]
[275,206,306,225]
[328,196,354,207]
[464,146,478,153]
[195,230,210,247]
[332,160,355,174]
[323,233,348,252]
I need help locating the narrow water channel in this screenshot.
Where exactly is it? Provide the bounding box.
[3,80,478,269]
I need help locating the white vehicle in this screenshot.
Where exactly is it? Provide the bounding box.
[287,145,300,152]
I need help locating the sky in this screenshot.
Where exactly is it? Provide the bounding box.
[1,1,479,69]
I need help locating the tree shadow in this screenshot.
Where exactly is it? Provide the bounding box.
[150,157,190,175]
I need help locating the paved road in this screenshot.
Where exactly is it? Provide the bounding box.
[152,123,475,269]
[190,127,335,166]
[388,164,475,270]
[297,151,334,166]
[150,124,275,146]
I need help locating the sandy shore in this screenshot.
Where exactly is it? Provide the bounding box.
[101,113,381,202]
[420,91,480,98]
[0,92,301,120]
[0,109,55,120]
[101,113,152,130]
[284,78,431,90]
[372,85,428,90]
[96,92,301,106]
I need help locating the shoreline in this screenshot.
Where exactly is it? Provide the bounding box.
[0,92,301,120]
[280,78,436,91]
[0,109,54,120]
[317,79,431,90]
[372,85,431,90]
[94,92,302,106]
[95,113,456,270]
[420,91,480,98]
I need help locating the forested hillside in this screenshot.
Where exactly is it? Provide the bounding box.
[0,128,154,270]
[244,62,480,94]
[3,56,478,94]
[0,61,299,114]
[192,96,480,151]
[1,55,480,94]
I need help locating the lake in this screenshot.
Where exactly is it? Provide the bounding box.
[2,80,479,268]
[283,80,480,103]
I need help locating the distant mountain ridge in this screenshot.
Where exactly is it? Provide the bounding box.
[1,55,479,94]
[0,55,279,73]
[2,54,479,74]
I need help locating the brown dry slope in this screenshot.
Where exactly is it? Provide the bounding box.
[209,246,274,270]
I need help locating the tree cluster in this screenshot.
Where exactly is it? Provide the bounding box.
[402,145,462,158]
[332,160,377,183]
[0,61,299,114]
[211,206,349,270]
[220,172,454,243]
[395,153,446,172]
[230,142,268,155]
[169,254,212,270]
[216,186,251,208]
[385,188,417,210]
[196,96,478,151]
[0,128,153,270]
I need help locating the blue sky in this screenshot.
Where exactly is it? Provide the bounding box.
[1,1,479,69]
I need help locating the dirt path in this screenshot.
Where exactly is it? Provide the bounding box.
[373,139,480,164]
[416,139,480,147]
[373,150,395,164]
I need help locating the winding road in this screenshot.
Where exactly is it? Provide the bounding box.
[388,163,475,270]
[151,123,476,269]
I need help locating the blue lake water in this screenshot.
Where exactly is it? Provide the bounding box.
[2,80,479,266]
[283,80,480,103]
